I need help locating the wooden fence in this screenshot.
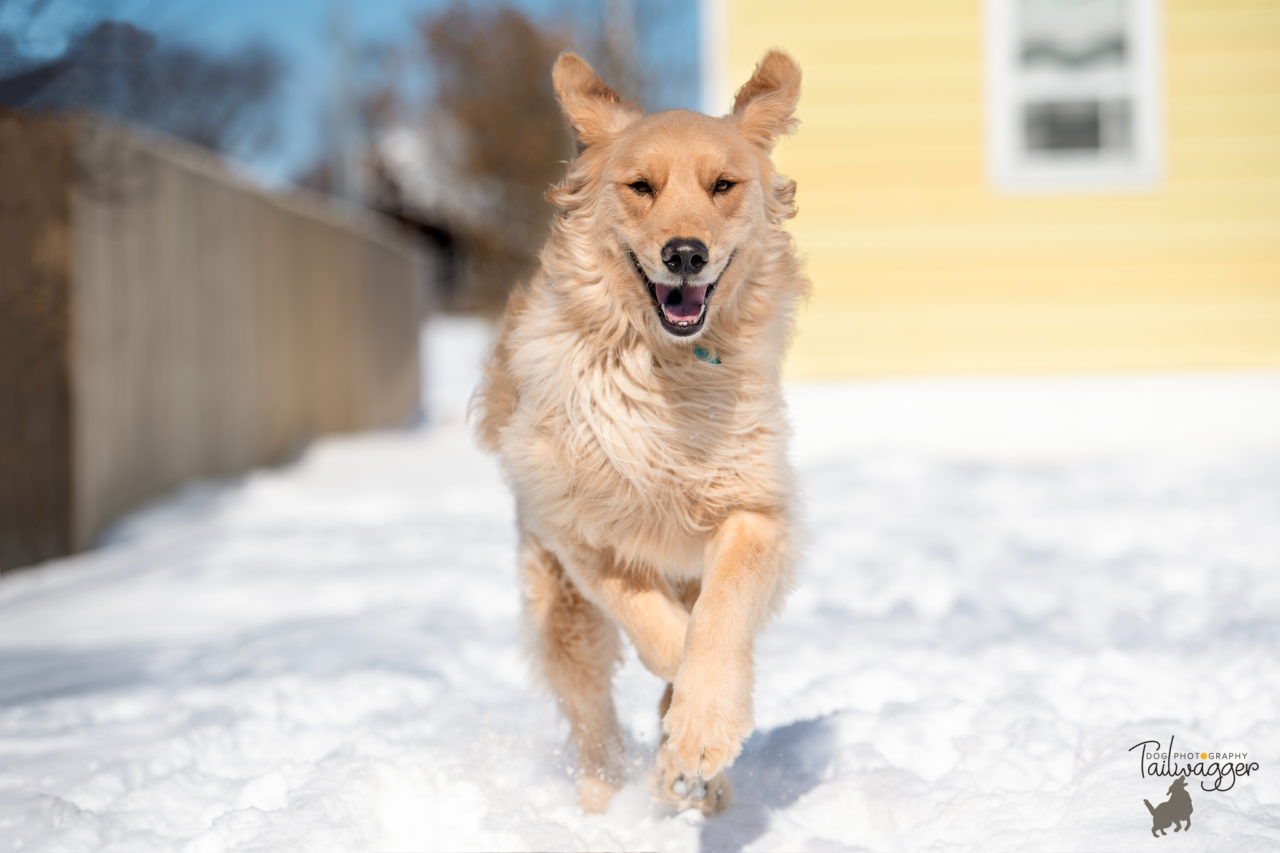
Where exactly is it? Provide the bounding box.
[1,110,426,571]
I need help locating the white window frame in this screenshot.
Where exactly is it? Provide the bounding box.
[984,0,1164,193]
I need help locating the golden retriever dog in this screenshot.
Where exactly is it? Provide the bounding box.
[472,49,808,815]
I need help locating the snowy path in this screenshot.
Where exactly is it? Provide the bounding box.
[3,328,1280,851]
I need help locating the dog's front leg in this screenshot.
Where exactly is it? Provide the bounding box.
[662,510,786,781]
[557,541,689,683]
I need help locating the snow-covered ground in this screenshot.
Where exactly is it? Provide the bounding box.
[2,318,1279,852]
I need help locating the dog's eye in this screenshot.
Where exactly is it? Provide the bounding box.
[628,180,653,196]
[713,179,735,195]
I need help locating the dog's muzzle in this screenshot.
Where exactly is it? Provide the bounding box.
[629,250,733,338]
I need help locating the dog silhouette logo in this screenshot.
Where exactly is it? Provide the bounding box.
[1144,775,1193,837]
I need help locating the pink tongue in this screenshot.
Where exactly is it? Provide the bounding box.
[655,284,708,322]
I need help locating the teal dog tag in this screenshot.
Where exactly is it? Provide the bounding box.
[693,346,721,365]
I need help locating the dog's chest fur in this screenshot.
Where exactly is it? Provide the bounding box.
[501,331,787,574]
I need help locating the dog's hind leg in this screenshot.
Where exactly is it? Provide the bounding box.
[521,534,625,813]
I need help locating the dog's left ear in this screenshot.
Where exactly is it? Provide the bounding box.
[552,52,642,151]
[732,50,801,150]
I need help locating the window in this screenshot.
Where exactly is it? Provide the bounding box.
[985,0,1163,192]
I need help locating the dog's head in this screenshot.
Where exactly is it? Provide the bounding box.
[547,50,801,345]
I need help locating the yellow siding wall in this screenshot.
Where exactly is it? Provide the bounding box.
[724,0,1280,377]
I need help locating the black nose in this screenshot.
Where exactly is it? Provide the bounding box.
[661,238,708,276]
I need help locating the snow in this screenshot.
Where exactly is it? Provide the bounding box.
[3,318,1279,852]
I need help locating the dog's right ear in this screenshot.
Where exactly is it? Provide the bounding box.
[552,53,642,151]
[732,50,801,151]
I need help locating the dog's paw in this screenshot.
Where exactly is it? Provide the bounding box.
[653,744,732,816]
[577,775,618,814]
[661,680,752,781]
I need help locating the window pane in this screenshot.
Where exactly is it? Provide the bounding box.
[987,0,1160,188]
[1023,98,1132,153]
[1019,0,1128,72]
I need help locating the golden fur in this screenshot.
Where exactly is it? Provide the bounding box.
[472,49,808,815]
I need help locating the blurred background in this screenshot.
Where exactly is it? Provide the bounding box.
[1,0,1278,570]
[734,0,1280,378]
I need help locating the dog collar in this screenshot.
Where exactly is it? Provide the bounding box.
[693,346,721,365]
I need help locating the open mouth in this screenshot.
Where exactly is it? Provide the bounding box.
[628,251,732,338]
